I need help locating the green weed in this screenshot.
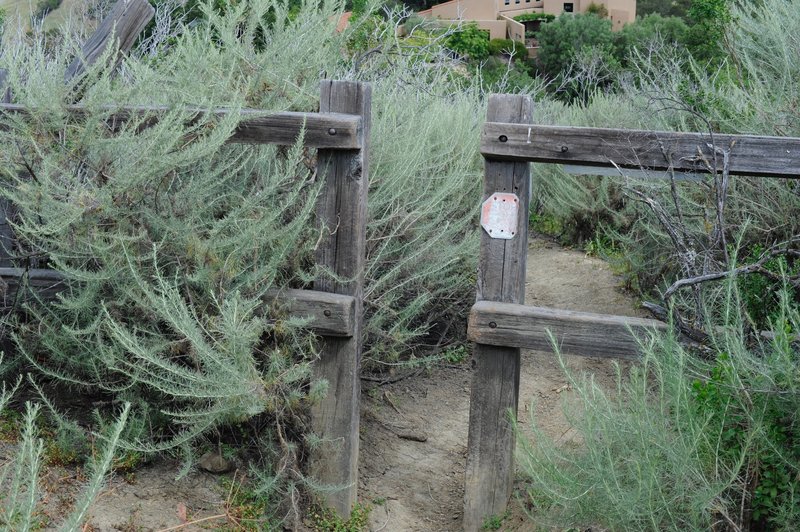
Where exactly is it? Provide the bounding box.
[481,510,509,530]
[0,409,21,442]
[529,212,563,237]
[442,345,469,364]
[310,503,370,532]
[217,475,280,531]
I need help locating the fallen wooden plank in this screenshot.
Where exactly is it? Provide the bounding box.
[482,123,800,179]
[468,301,668,359]
[264,288,356,337]
[0,103,362,149]
[65,0,155,81]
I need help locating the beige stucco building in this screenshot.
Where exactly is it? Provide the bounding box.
[419,0,636,55]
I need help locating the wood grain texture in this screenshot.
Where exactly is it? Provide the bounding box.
[263,288,355,337]
[309,80,371,518]
[0,104,362,149]
[464,94,532,532]
[65,0,155,81]
[0,69,13,268]
[468,301,667,359]
[482,123,800,179]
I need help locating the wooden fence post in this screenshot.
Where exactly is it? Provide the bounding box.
[309,80,371,516]
[464,94,532,531]
[0,68,13,268]
[0,69,10,104]
[65,0,155,82]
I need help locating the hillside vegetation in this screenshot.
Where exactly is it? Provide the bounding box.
[0,0,797,529]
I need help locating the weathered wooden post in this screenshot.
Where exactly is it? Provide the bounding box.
[464,94,532,531]
[0,68,13,268]
[0,0,154,269]
[310,80,371,516]
[0,69,10,105]
[65,0,155,81]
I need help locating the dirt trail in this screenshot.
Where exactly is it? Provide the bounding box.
[15,236,645,531]
[360,237,647,531]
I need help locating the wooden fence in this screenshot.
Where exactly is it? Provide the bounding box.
[463,93,800,531]
[0,0,368,518]
[6,2,800,528]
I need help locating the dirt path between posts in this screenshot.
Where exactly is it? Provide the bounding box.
[13,236,645,531]
[360,237,648,531]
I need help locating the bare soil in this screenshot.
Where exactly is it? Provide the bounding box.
[1,237,645,531]
[360,237,647,531]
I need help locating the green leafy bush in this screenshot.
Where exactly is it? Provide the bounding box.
[613,13,689,63]
[445,23,490,60]
[535,12,618,101]
[513,13,555,24]
[685,0,732,64]
[34,0,62,20]
[487,38,526,58]
[476,56,538,93]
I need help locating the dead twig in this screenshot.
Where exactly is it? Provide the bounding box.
[663,237,800,302]
[155,513,228,532]
[360,368,422,386]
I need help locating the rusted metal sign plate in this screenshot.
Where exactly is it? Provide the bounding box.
[480,193,519,239]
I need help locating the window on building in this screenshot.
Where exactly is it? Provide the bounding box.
[504,0,510,4]
[563,2,574,12]
[515,0,520,4]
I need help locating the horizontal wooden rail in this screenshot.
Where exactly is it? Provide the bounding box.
[481,123,800,179]
[468,300,668,359]
[0,104,362,149]
[0,268,67,309]
[0,268,354,336]
[263,288,355,337]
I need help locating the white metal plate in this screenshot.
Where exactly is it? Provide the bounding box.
[481,193,519,240]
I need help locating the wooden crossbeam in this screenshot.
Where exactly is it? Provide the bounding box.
[0,104,362,149]
[0,268,355,337]
[482,123,800,179]
[263,288,355,337]
[0,268,67,309]
[468,301,668,359]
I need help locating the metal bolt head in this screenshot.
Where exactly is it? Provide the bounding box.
[323,309,332,317]
[489,321,497,329]
[560,145,569,153]
[328,128,337,135]
[499,135,508,143]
